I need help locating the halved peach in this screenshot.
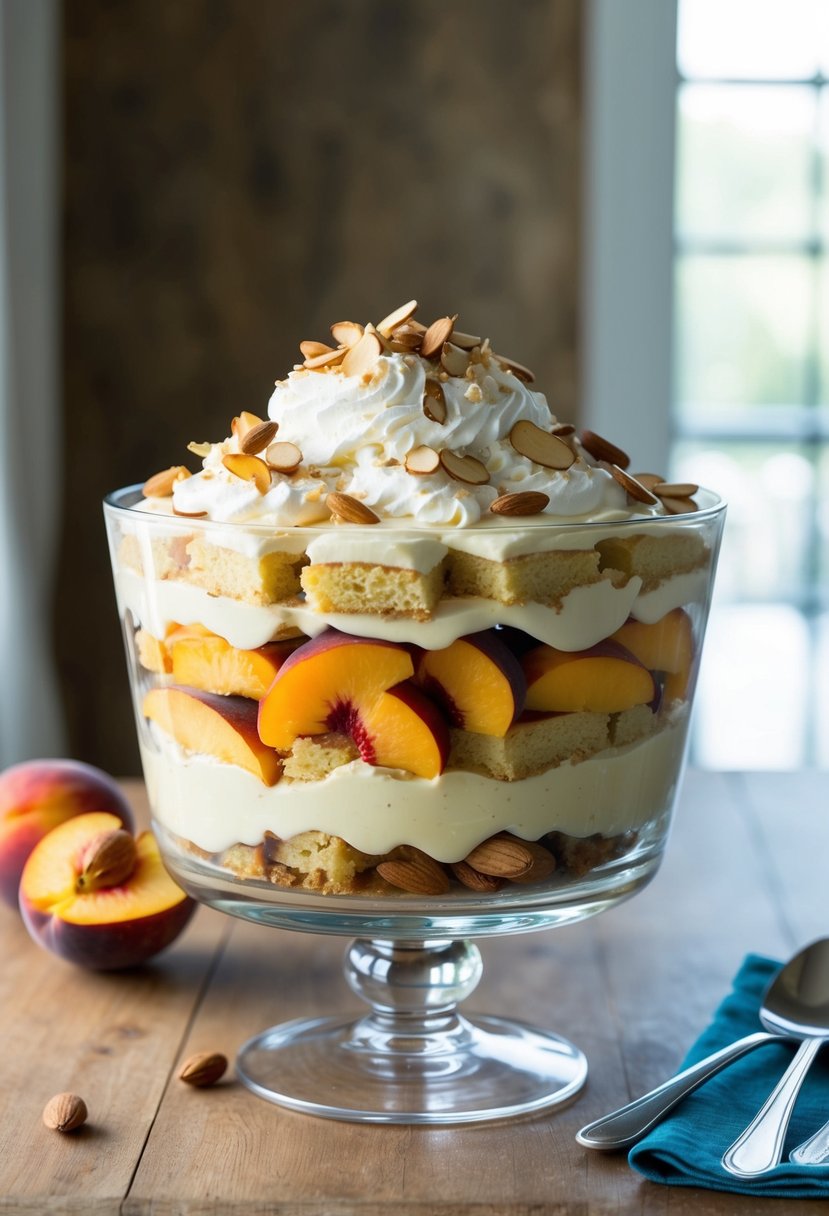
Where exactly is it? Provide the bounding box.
[611,609,694,701]
[522,640,656,713]
[415,631,526,737]
[171,635,298,700]
[143,687,281,785]
[19,811,194,970]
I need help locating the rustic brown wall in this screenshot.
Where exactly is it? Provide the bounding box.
[59,0,583,774]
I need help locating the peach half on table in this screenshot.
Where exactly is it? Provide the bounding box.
[258,630,450,779]
[0,759,134,909]
[522,640,656,713]
[414,630,526,737]
[19,811,195,970]
[143,687,282,785]
[611,609,694,701]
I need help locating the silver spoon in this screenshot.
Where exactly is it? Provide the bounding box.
[789,1119,829,1166]
[721,938,829,1178]
[577,940,829,1153]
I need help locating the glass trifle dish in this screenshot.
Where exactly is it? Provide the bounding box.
[104,302,724,1123]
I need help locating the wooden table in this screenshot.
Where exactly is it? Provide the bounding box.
[1,771,827,1215]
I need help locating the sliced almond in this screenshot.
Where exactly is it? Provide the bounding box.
[265,441,303,475]
[330,320,365,348]
[630,472,664,490]
[172,506,208,518]
[142,466,191,498]
[489,490,550,516]
[299,340,334,359]
[440,342,470,377]
[660,495,699,515]
[377,851,450,896]
[327,492,381,525]
[186,441,212,458]
[422,379,447,424]
[420,315,457,358]
[405,445,440,476]
[609,465,659,506]
[450,330,482,350]
[240,420,278,456]
[580,429,630,470]
[509,420,575,470]
[493,354,535,383]
[439,449,489,486]
[388,330,423,351]
[376,299,418,337]
[464,834,533,879]
[450,861,504,892]
[653,481,699,498]
[551,422,576,437]
[303,347,346,370]
[508,841,557,885]
[232,411,263,440]
[77,829,137,892]
[223,453,271,495]
[341,330,383,378]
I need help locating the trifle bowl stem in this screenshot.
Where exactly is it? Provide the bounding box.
[235,937,587,1123]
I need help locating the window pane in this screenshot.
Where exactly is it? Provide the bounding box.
[675,255,812,413]
[678,0,827,79]
[677,85,815,242]
[818,447,829,601]
[672,440,813,603]
[692,604,808,768]
[817,615,829,766]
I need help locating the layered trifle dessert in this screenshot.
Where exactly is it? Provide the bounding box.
[105,302,723,903]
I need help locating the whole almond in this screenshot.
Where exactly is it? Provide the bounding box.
[508,841,557,885]
[240,420,278,456]
[609,465,659,506]
[265,441,303,474]
[178,1051,228,1088]
[464,834,534,879]
[489,491,550,517]
[330,320,364,347]
[450,861,504,892]
[493,354,535,383]
[77,829,137,892]
[653,481,699,498]
[376,299,418,337]
[420,315,457,359]
[580,429,630,470]
[551,422,576,437]
[341,331,382,378]
[142,466,191,498]
[377,852,450,896]
[509,421,575,471]
[405,445,440,475]
[422,379,447,424]
[439,449,489,486]
[222,453,271,495]
[43,1093,87,1132]
[327,492,381,525]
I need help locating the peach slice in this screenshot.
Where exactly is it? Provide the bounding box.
[143,687,281,785]
[360,683,450,779]
[19,811,194,970]
[415,631,526,737]
[522,640,656,713]
[611,609,694,700]
[171,635,298,700]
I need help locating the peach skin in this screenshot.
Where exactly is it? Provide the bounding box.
[143,687,281,785]
[522,640,656,713]
[415,630,527,737]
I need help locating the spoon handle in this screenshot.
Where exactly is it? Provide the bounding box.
[789,1117,829,1166]
[576,1031,777,1151]
[721,1037,824,1178]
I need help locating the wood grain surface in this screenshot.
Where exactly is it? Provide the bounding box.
[0,772,826,1215]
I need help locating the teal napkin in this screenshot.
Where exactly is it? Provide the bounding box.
[629,955,829,1197]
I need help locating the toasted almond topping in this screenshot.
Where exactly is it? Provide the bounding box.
[376,299,418,337]
[399,318,427,335]
[388,329,423,351]
[330,320,365,347]
[609,465,659,505]
[489,490,550,516]
[439,449,489,486]
[580,429,630,470]
[179,1051,228,1088]
[421,315,457,358]
[240,420,278,455]
[43,1093,87,1133]
[653,481,699,498]
[660,495,699,515]
[303,347,346,370]
[265,441,303,474]
[299,340,334,359]
[450,330,482,350]
[142,466,191,498]
[223,453,271,494]
[187,441,212,458]
[464,834,533,878]
[450,861,505,892]
[551,422,576,436]
[172,506,208,518]
[405,445,441,475]
[327,492,381,525]
[422,379,447,424]
[232,411,264,440]
[509,420,575,470]
[377,851,450,896]
[440,342,470,377]
[630,472,664,490]
[509,841,557,884]
[493,354,535,383]
[341,330,382,378]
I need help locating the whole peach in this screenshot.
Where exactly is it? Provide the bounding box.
[0,760,134,908]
